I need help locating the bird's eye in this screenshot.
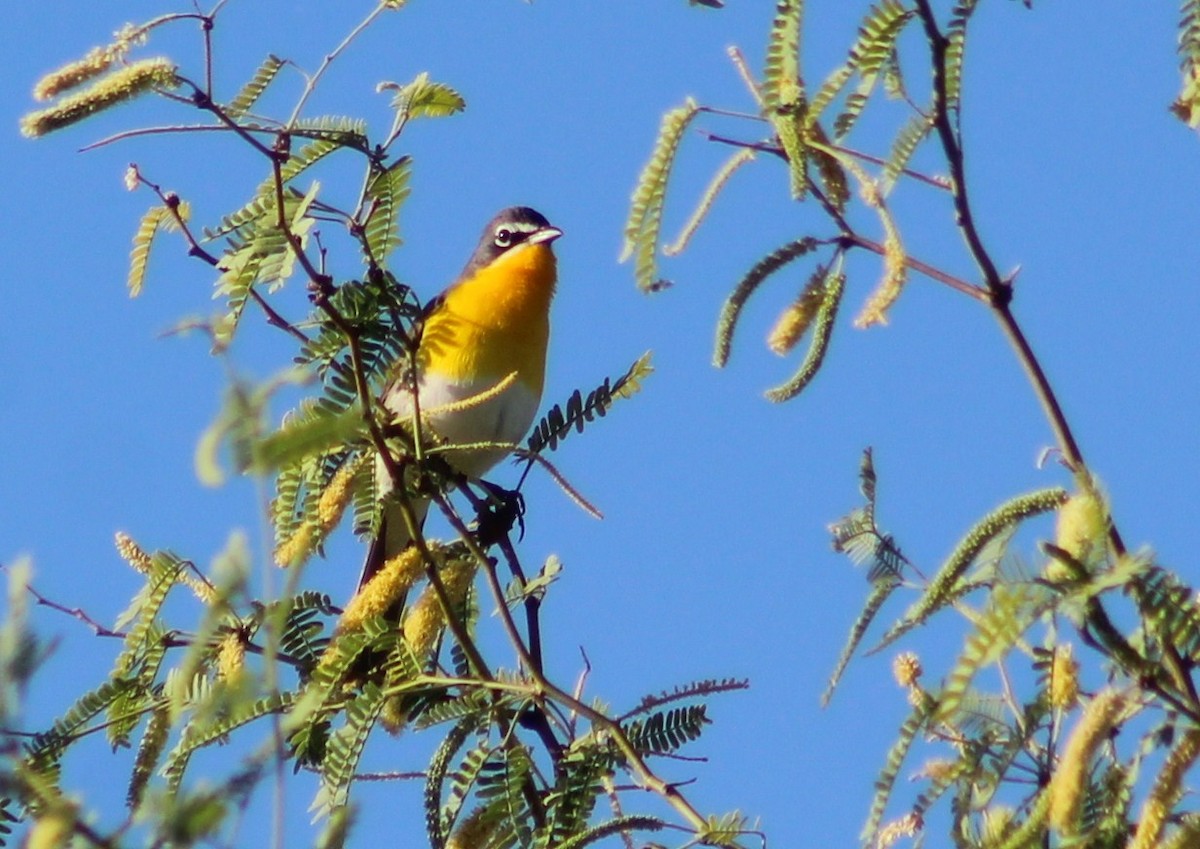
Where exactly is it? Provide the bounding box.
[494,227,513,248]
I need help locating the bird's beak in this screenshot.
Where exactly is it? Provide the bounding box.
[527,226,563,245]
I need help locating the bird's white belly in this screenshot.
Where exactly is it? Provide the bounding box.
[394,373,540,480]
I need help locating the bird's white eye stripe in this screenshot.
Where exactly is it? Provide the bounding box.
[494,222,540,237]
[492,220,545,249]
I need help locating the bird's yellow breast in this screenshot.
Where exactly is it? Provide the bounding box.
[418,242,556,395]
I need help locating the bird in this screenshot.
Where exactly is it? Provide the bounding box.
[358,206,562,590]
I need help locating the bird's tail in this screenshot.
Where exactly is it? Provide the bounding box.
[356,497,431,591]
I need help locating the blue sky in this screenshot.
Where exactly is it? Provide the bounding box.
[3,1,1199,846]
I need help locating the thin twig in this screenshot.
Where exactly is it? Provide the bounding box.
[911,0,1003,291]
[285,2,391,128]
[842,233,988,303]
[912,0,1199,716]
[702,131,951,190]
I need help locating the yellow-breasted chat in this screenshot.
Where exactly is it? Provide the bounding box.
[360,206,562,587]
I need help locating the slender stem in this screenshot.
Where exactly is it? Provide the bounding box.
[702,131,951,190]
[842,233,988,303]
[912,0,1003,291]
[285,2,390,128]
[912,0,1199,717]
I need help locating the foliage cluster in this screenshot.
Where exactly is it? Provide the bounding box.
[6,2,1200,849]
[6,4,746,849]
[623,0,1200,846]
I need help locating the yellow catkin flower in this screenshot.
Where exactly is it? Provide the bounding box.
[26,804,77,849]
[892,652,923,689]
[317,461,358,534]
[124,164,141,191]
[401,558,476,659]
[1049,644,1080,710]
[115,531,153,574]
[181,573,216,605]
[766,283,824,356]
[1048,688,1127,835]
[274,522,315,568]
[216,632,246,683]
[446,804,498,849]
[855,230,907,329]
[875,811,922,849]
[21,58,179,138]
[1055,489,1108,566]
[979,806,1016,844]
[915,758,957,783]
[1129,728,1200,849]
[337,546,429,632]
[33,46,124,101]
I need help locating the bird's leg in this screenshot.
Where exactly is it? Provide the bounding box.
[469,480,526,547]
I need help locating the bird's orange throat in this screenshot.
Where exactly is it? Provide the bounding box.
[419,242,556,391]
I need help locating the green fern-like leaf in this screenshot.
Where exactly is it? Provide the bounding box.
[763,0,809,199]
[265,592,338,676]
[1130,566,1200,662]
[289,115,370,151]
[910,756,966,826]
[830,450,910,584]
[1078,761,1134,846]
[424,717,480,849]
[809,62,856,126]
[24,678,137,783]
[861,695,933,846]
[831,0,913,140]
[700,811,751,849]
[552,810,667,849]
[713,236,822,367]
[622,705,710,755]
[934,582,1053,725]
[204,191,278,240]
[526,353,653,454]
[211,192,308,335]
[385,72,466,123]
[808,124,849,210]
[881,113,934,196]
[272,459,306,549]
[320,683,387,812]
[444,739,495,834]
[880,488,1067,647]
[764,269,845,402]
[127,703,170,811]
[622,98,699,291]
[849,1,911,81]
[554,815,666,849]
[858,446,878,509]
[412,689,492,730]
[763,0,803,110]
[944,0,981,122]
[113,552,187,677]
[822,574,899,706]
[542,747,615,847]
[618,677,748,722]
[362,156,412,266]
[105,681,156,751]
[128,205,168,297]
[302,618,406,716]
[225,54,284,117]
[253,406,364,474]
[1177,0,1200,125]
